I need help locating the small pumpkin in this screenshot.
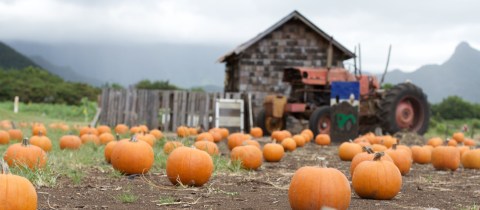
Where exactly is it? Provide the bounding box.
[0,130,10,145]
[137,133,156,147]
[350,146,393,176]
[0,160,38,210]
[4,138,47,169]
[231,145,263,170]
[447,139,458,147]
[292,135,306,147]
[8,122,23,141]
[250,127,263,138]
[32,123,47,136]
[452,132,465,143]
[79,125,98,136]
[188,127,199,136]
[104,134,122,163]
[149,129,163,140]
[166,147,213,187]
[219,128,229,139]
[431,145,460,171]
[352,152,402,200]
[289,158,351,210]
[114,124,129,134]
[110,136,154,174]
[244,139,261,149]
[281,137,297,152]
[411,145,432,164]
[227,133,249,150]
[59,134,82,150]
[176,126,190,137]
[464,138,476,146]
[29,132,52,152]
[196,132,214,142]
[210,131,223,143]
[385,144,412,175]
[427,137,443,147]
[461,149,480,169]
[371,144,388,152]
[338,141,363,161]
[263,141,284,162]
[193,141,219,156]
[80,133,100,145]
[99,132,115,145]
[163,141,184,154]
[300,129,314,142]
[96,125,111,134]
[314,134,331,146]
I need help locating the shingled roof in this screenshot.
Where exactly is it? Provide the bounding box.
[218,10,355,62]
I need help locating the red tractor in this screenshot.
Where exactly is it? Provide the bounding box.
[257,67,430,137]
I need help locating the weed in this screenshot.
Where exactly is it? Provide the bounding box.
[116,191,138,203]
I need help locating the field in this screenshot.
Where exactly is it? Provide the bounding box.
[0,102,480,210]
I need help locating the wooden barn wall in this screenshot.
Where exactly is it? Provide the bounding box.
[98,88,262,132]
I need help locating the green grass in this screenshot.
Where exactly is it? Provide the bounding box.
[427,118,480,139]
[157,196,176,205]
[116,190,138,203]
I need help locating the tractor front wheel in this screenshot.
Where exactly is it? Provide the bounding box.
[257,108,286,136]
[309,106,332,136]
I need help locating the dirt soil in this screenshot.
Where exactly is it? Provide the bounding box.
[37,137,480,210]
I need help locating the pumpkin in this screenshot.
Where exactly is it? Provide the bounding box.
[380,135,397,148]
[281,137,297,152]
[196,132,214,142]
[227,133,248,150]
[80,133,100,145]
[263,141,284,162]
[447,139,458,147]
[452,132,465,143]
[104,135,122,163]
[244,139,261,149]
[149,129,163,140]
[166,147,213,187]
[32,123,47,136]
[371,144,388,152]
[59,134,82,150]
[315,134,331,146]
[136,133,156,147]
[411,145,432,164]
[300,129,314,142]
[0,130,10,144]
[458,145,471,157]
[79,125,98,136]
[338,141,363,161]
[352,152,402,200]
[427,137,443,147]
[110,136,154,174]
[272,130,290,142]
[385,144,412,175]
[464,138,476,146]
[249,127,263,138]
[350,146,393,176]
[231,145,263,170]
[292,135,306,147]
[194,141,219,156]
[99,132,115,145]
[362,132,377,144]
[210,131,223,143]
[217,128,228,139]
[8,122,23,141]
[176,126,190,137]
[138,125,149,133]
[289,159,351,210]
[431,145,460,171]
[29,132,52,152]
[130,126,141,134]
[114,124,129,134]
[461,149,480,169]
[0,160,38,210]
[188,127,199,136]
[96,125,111,134]
[4,138,47,169]
[163,141,184,154]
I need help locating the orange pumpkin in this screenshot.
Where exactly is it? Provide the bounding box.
[29,133,52,152]
[431,145,460,171]
[292,135,306,147]
[149,129,164,140]
[196,132,214,142]
[114,124,129,135]
[411,145,432,164]
[176,126,190,137]
[464,138,476,146]
[314,134,331,146]
[461,149,480,169]
[452,132,465,143]
[458,145,471,157]
[79,125,98,136]
[104,135,122,163]
[350,147,393,176]
[244,139,261,149]
[250,127,263,138]
[300,129,314,142]
[163,141,184,154]
[136,133,156,147]
[210,131,223,143]
[188,127,199,136]
[281,138,297,152]
[352,153,402,200]
[289,161,351,210]
[4,138,47,169]
[80,133,100,145]
[385,144,412,175]
[194,141,219,156]
[32,123,47,136]
[371,144,388,152]
[227,133,248,150]
[96,125,111,134]
[427,137,443,147]
[99,133,115,145]
[0,130,10,145]
[231,145,263,170]
[338,141,363,161]
[166,147,213,187]
[110,136,154,174]
[447,139,458,147]
[263,141,284,162]
[59,135,82,150]
[7,128,23,142]
[0,160,38,210]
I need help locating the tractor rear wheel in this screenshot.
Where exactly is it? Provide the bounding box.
[309,106,332,136]
[379,83,430,135]
[257,108,286,136]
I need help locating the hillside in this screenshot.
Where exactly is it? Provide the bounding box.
[0,42,39,70]
[383,42,480,103]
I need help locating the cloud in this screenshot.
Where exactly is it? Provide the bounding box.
[1,0,479,72]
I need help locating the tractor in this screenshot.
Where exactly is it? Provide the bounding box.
[256,66,430,139]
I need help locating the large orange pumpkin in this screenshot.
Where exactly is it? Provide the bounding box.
[352,153,402,200]
[431,145,460,171]
[0,160,38,210]
[338,141,363,161]
[29,133,52,152]
[263,141,284,162]
[231,145,263,170]
[110,136,154,174]
[4,138,47,170]
[289,162,351,210]
[166,147,213,187]
[59,135,82,150]
[350,147,393,176]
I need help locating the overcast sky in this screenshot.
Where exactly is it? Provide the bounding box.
[1,0,479,73]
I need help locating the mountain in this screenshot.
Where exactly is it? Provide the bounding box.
[0,42,39,70]
[29,56,104,86]
[383,42,480,103]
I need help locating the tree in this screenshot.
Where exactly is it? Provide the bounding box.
[134,79,180,90]
[431,96,477,120]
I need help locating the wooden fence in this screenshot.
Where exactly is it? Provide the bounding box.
[98,88,268,132]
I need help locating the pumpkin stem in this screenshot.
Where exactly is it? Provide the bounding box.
[317,157,328,168]
[373,152,385,161]
[130,135,138,142]
[363,146,374,154]
[0,160,9,174]
[21,138,30,146]
[11,121,16,129]
[392,144,397,150]
[349,139,353,143]
[38,131,43,137]
[116,134,120,141]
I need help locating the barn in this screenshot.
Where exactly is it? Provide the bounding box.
[218,10,355,116]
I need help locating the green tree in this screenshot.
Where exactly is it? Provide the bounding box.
[431,96,477,120]
[134,79,180,90]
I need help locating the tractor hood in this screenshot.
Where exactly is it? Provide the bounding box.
[283,67,357,85]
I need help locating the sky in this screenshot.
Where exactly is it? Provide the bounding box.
[1,0,479,73]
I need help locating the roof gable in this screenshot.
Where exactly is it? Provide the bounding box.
[218,10,355,62]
